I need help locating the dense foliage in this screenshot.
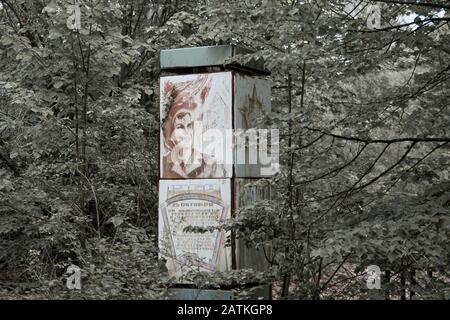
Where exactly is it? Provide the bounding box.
[0,0,448,299]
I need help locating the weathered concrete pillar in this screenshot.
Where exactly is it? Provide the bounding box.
[158,45,274,299]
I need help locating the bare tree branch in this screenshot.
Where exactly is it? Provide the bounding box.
[304,127,450,144]
[372,0,450,10]
[297,142,369,185]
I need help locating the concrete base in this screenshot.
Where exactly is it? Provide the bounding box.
[167,285,271,300]
[168,288,234,300]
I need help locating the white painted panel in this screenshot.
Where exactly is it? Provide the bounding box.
[160,72,233,179]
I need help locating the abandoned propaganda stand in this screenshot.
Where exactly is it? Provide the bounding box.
[158,45,274,300]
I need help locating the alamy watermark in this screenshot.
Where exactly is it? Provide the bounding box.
[167,124,280,176]
[66,264,81,290]
[67,4,81,30]
[344,1,381,30]
[366,265,381,289]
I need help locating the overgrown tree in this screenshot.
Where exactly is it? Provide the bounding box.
[0,0,448,299]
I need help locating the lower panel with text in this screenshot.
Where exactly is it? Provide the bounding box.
[159,179,232,280]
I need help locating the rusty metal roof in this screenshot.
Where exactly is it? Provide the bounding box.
[160,45,269,75]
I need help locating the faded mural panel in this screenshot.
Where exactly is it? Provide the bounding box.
[160,72,233,179]
[234,74,272,177]
[159,179,232,279]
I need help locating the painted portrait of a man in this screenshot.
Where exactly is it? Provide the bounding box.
[160,72,232,179]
